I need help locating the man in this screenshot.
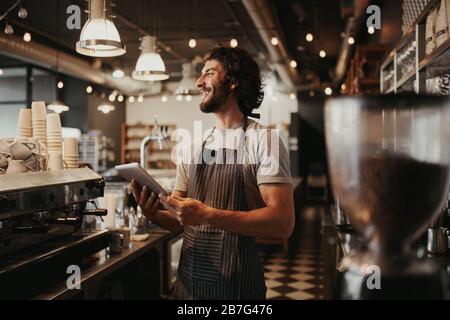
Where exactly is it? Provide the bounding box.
[131,45,295,300]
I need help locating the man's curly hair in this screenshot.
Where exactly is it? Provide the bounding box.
[204,45,264,117]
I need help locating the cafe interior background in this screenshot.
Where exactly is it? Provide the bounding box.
[0,0,449,300]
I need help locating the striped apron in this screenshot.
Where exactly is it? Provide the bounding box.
[173,119,266,300]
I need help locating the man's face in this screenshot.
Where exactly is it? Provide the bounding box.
[196,59,230,113]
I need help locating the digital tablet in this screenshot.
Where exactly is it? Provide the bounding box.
[115,163,170,196]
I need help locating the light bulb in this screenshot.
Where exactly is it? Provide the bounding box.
[109,94,116,102]
[112,69,124,78]
[368,26,375,35]
[18,7,28,19]
[161,95,168,103]
[86,85,93,93]
[341,83,347,91]
[23,32,31,42]
[348,37,355,45]
[319,50,326,58]
[271,37,279,46]
[230,38,238,48]
[189,38,197,48]
[185,95,192,102]
[57,81,64,89]
[289,93,296,100]
[176,95,182,102]
[128,96,135,103]
[138,95,144,103]
[4,23,14,35]
[324,87,332,95]
[117,95,124,102]
[0,68,4,76]
[306,33,314,42]
[290,60,297,68]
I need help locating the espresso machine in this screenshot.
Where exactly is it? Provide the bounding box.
[0,168,110,299]
[325,95,450,299]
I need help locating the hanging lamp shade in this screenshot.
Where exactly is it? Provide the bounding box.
[97,103,115,114]
[76,0,126,57]
[48,100,69,113]
[132,36,169,81]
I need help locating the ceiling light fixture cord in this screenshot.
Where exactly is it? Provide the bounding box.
[0,0,22,22]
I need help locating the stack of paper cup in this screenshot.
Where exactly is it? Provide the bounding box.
[31,101,47,147]
[47,113,62,153]
[63,138,79,169]
[47,151,64,170]
[18,109,32,138]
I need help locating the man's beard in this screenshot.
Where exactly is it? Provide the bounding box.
[200,81,230,113]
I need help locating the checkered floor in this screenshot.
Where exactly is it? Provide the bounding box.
[259,206,325,300]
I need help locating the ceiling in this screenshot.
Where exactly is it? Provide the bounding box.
[0,0,370,92]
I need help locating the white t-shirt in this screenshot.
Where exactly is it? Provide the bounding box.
[173,119,292,210]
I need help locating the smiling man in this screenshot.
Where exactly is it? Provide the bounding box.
[131,45,295,300]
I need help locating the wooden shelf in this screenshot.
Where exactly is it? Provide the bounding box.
[121,123,176,167]
[419,37,450,72]
[396,69,416,88]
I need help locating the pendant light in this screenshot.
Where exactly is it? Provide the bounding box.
[76,0,126,57]
[48,100,69,113]
[132,35,169,81]
[48,50,69,113]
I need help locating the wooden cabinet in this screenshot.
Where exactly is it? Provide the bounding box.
[342,44,388,95]
[120,123,176,169]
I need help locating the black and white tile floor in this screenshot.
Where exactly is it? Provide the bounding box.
[259,206,325,300]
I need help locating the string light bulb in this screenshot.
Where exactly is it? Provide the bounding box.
[18,6,28,19]
[290,60,297,68]
[306,33,314,42]
[324,87,333,95]
[188,38,197,48]
[270,36,279,46]
[348,37,355,45]
[117,94,124,102]
[86,85,93,93]
[230,38,238,48]
[137,94,144,103]
[161,95,168,103]
[23,31,31,42]
[368,26,375,34]
[57,81,64,89]
[4,22,14,35]
[319,50,326,58]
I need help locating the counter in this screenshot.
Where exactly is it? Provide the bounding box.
[32,226,180,300]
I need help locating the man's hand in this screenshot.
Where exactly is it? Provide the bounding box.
[131,179,160,219]
[159,195,213,226]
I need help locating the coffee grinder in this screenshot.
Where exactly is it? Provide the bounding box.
[325,95,450,299]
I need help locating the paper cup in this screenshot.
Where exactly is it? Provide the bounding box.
[31,101,47,121]
[18,108,32,129]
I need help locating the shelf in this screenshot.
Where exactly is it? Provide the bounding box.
[419,37,450,72]
[396,70,416,88]
[356,78,379,86]
[385,87,395,94]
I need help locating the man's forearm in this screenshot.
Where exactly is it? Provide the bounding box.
[149,210,183,233]
[205,206,293,238]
